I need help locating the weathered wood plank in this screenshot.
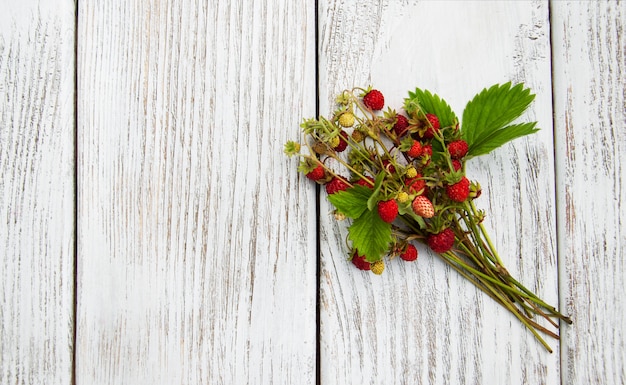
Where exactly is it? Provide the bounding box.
[76,1,317,383]
[0,1,76,384]
[318,1,560,384]
[552,1,626,384]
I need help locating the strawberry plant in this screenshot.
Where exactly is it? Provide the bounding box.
[284,84,571,352]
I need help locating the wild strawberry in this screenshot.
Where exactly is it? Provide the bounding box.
[352,251,371,271]
[448,140,469,159]
[396,191,409,203]
[451,159,462,172]
[312,141,331,156]
[351,129,365,142]
[405,166,418,179]
[377,199,398,223]
[305,163,325,181]
[354,176,374,188]
[326,177,349,194]
[338,112,355,127]
[427,228,455,253]
[333,130,348,152]
[421,114,440,139]
[422,144,432,157]
[446,176,470,202]
[393,114,409,137]
[406,140,423,158]
[400,244,418,262]
[370,260,385,275]
[383,159,396,173]
[363,89,384,110]
[406,175,426,195]
[412,196,434,218]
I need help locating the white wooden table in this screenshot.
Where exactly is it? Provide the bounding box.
[1,1,624,384]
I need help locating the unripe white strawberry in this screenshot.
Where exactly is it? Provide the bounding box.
[338,112,355,127]
[371,260,385,275]
[412,196,434,218]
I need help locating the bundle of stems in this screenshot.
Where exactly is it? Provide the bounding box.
[400,200,572,352]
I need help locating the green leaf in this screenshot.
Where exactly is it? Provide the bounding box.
[366,171,386,211]
[405,88,457,128]
[468,122,539,156]
[327,186,372,219]
[461,82,537,156]
[429,135,446,164]
[348,208,392,262]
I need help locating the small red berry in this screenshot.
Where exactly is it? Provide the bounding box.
[333,130,349,152]
[406,175,426,195]
[427,228,455,253]
[377,199,399,223]
[422,144,432,157]
[448,140,469,159]
[446,176,470,202]
[451,159,462,171]
[382,159,396,173]
[305,164,325,181]
[406,140,423,158]
[400,244,418,262]
[421,114,440,139]
[355,176,375,188]
[363,89,384,110]
[326,177,349,195]
[352,251,371,271]
[393,114,409,137]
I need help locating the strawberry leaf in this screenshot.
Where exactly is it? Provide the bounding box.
[348,208,392,262]
[468,122,539,156]
[404,88,457,129]
[461,82,538,157]
[327,186,372,219]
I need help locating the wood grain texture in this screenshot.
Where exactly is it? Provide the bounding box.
[318,1,561,384]
[0,1,76,384]
[76,1,316,384]
[552,1,626,384]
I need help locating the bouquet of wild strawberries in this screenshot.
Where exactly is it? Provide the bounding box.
[284,83,571,351]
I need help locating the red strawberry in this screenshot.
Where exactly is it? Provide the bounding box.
[355,176,375,188]
[421,114,440,139]
[326,177,349,194]
[351,251,371,271]
[393,114,409,137]
[382,159,396,173]
[400,244,418,262]
[446,176,470,202]
[377,199,398,223]
[422,144,432,157]
[451,159,462,172]
[363,89,384,110]
[427,228,455,253]
[406,175,426,195]
[305,164,325,181]
[406,140,423,158]
[411,196,434,218]
[334,130,349,152]
[448,140,469,159]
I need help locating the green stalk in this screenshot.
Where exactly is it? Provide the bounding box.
[439,250,554,352]
[468,200,504,266]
